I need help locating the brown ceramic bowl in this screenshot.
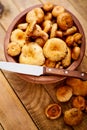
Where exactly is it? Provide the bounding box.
[4,4,86,84]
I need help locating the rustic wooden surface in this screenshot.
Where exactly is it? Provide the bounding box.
[0,0,87,130]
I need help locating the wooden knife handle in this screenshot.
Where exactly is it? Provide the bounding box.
[43,67,87,81]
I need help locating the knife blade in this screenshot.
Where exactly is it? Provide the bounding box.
[0,61,43,76]
[0,61,87,80]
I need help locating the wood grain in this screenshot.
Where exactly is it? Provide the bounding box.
[0,71,38,130]
[0,0,19,30]
[0,26,5,61]
[2,71,72,130]
[12,0,41,11]
[68,0,87,20]
[0,123,4,130]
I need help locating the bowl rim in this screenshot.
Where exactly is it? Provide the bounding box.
[4,4,86,84]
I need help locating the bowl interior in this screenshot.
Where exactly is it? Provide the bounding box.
[4,4,86,84]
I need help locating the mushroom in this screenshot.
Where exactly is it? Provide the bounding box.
[45,103,62,119]
[66,78,87,96]
[64,108,83,126]
[72,96,86,110]
[56,85,73,102]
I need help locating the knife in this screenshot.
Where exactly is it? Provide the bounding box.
[0,61,87,80]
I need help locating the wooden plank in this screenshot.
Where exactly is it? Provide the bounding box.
[0,123,4,130]
[12,0,41,11]
[0,71,38,130]
[3,72,72,130]
[0,26,6,61]
[4,71,87,130]
[0,0,19,30]
[68,0,87,20]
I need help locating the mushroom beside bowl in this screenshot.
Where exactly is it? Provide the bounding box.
[4,4,86,84]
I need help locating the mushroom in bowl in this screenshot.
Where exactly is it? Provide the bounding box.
[4,3,86,84]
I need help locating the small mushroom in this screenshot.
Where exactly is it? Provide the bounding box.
[56,30,63,38]
[17,23,28,30]
[32,25,48,41]
[65,35,74,47]
[72,96,86,110]
[63,26,77,36]
[43,2,54,12]
[62,47,71,68]
[44,59,56,68]
[45,103,62,119]
[7,42,21,56]
[42,20,52,33]
[56,85,73,102]
[66,78,87,96]
[71,46,81,60]
[73,33,82,43]
[64,108,83,126]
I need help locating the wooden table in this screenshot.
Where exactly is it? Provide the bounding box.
[0,0,87,130]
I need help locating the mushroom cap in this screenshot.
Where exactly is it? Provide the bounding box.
[45,103,62,119]
[56,85,73,102]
